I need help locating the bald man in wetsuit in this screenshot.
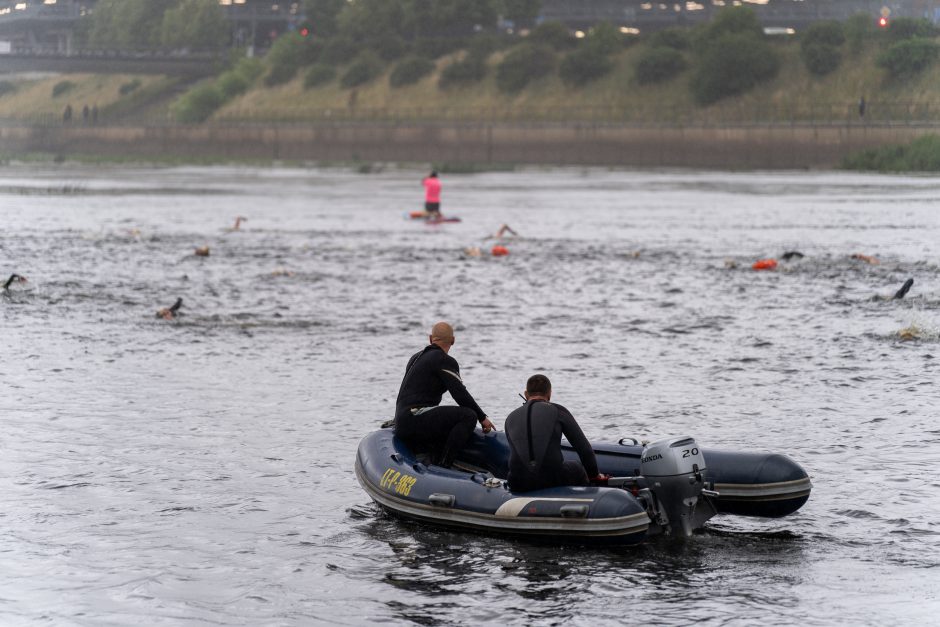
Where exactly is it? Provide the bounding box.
[394,322,496,468]
[505,374,599,492]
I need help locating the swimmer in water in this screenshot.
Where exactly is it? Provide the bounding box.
[3,274,27,290]
[485,224,520,240]
[870,278,914,301]
[229,216,247,232]
[194,246,210,257]
[156,297,183,320]
[851,253,879,265]
[780,251,804,261]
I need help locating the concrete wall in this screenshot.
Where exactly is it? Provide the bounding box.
[1,122,936,169]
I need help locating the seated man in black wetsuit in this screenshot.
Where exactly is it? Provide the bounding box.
[394,321,496,468]
[505,374,599,492]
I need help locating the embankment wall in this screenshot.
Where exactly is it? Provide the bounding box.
[0,122,934,168]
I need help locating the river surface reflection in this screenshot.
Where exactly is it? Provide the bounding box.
[1,165,939,624]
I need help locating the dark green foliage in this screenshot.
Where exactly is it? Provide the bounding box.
[584,22,622,55]
[559,47,613,86]
[647,27,691,51]
[528,21,575,50]
[303,64,337,88]
[692,5,763,52]
[801,43,842,76]
[403,0,499,38]
[0,81,15,97]
[160,0,228,50]
[690,32,779,105]
[340,52,385,88]
[389,55,435,87]
[886,17,936,42]
[496,44,555,93]
[321,37,360,65]
[413,37,468,60]
[303,0,346,38]
[802,21,845,47]
[877,38,940,80]
[843,135,940,172]
[216,72,249,99]
[264,33,304,86]
[438,53,487,88]
[299,39,324,66]
[171,82,225,123]
[52,80,75,98]
[338,0,404,42]
[636,46,687,85]
[370,34,408,61]
[118,79,142,95]
[87,0,175,48]
[844,13,875,54]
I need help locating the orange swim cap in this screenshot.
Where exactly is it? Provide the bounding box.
[752,258,777,271]
[491,245,509,257]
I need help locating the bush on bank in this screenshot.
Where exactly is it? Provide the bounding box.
[496,44,556,93]
[340,52,385,88]
[691,32,779,105]
[877,38,940,80]
[304,64,336,89]
[800,20,845,76]
[636,46,688,85]
[389,55,435,88]
[171,82,225,123]
[559,47,614,86]
[438,52,487,88]
[843,134,940,172]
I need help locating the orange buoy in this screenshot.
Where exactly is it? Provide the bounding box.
[752,258,777,271]
[491,245,509,257]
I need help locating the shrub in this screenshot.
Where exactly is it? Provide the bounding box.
[698,5,763,42]
[496,44,555,93]
[584,21,622,55]
[171,82,225,123]
[647,27,691,51]
[118,78,142,95]
[801,43,842,76]
[369,33,408,61]
[844,13,875,54]
[340,52,384,88]
[216,71,249,99]
[636,46,688,85]
[438,53,487,88]
[802,21,845,47]
[690,32,779,105]
[843,135,940,172]
[233,57,264,82]
[321,37,359,64]
[528,21,575,49]
[298,38,324,66]
[886,17,935,42]
[0,80,14,97]
[52,80,75,98]
[264,33,303,86]
[389,55,435,88]
[559,47,614,86]
[304,64,336,88]
[414,37,467,60]
[877,38,940,80]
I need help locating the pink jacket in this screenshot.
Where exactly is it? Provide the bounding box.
[423,177,441,203]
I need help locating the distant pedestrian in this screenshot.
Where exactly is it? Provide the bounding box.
[858,96,866,118]
[63,103,72,124]
[91,104,98,125]
[82,105,89,124]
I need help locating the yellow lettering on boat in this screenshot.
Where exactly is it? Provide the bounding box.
[380,467,417,496]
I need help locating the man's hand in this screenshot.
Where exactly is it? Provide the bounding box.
[481,418,496,434]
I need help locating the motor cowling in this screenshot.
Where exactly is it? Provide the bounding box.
[640,436,707,536]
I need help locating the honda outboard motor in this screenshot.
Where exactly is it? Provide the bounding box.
[640,436,707,536]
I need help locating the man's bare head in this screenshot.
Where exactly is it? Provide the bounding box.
[430,321,455,352]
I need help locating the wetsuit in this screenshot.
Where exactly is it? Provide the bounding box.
[423,177,441,214]
[505,400,598,492]
[394,344,486,467]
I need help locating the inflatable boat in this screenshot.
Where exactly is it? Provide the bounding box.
[355,426,811,544]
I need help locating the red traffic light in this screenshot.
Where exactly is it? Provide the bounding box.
[300,26,310,37]
[878,16,888,28]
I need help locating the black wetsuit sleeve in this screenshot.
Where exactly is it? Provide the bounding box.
[438,354,487,422]
[556,404,598,477]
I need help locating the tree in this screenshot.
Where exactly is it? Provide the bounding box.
[691,32,779,105]
[87,0,177,49]
[337,0,406,42]
[161,0,228,50]
[402,0,499,37]
[302,0,346,39]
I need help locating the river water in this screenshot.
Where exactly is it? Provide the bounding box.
[1,164,938,625]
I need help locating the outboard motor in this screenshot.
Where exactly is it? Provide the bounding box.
[640,436,707,537]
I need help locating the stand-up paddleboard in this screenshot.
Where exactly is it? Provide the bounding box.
[407,210,461,223]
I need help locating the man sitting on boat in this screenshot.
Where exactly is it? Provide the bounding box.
[394,321,496,468]
[505,374,599,492]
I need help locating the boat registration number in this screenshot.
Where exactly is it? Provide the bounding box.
[380,468,417,496]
